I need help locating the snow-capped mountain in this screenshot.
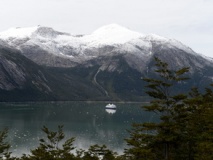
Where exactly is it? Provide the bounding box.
[0,24,209,70]
[0,24,213,101]
[0,24,144,48]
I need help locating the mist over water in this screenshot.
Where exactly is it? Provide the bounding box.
[0,101,156,156]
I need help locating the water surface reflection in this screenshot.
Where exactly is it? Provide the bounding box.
[0,102,155,156]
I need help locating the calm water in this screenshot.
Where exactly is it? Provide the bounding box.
[0,101,156,156]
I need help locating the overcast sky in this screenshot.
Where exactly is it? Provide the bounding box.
[0,0,212,57]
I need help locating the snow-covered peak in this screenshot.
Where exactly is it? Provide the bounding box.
[33,26,69,38]
[0,26,38,39]
[81,24,144,46]
[92,24,142,36]
[0,26,69,40]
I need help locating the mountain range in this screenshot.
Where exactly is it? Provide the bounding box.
[0,24,212,101]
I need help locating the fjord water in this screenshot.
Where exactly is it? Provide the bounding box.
[0,102,155,156]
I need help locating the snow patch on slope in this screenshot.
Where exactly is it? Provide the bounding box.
[143,34,195,54]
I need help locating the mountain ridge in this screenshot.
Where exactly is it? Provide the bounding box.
[0,24,202,60]
[0,24,212,101]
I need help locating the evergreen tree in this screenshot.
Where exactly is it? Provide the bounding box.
[184,87,213,160]
[22,125,76,160]
[0,129,15,160]
[0,129,10,158]
[125,57,190,160]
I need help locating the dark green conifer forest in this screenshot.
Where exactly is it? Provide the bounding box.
[0,57,212,160]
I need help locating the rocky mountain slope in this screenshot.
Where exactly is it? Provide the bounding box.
[0,46,105,101]
[0,24,212,101]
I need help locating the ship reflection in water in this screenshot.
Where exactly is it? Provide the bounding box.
[105,103,116,114]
